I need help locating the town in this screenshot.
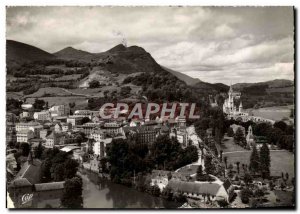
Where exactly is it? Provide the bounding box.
[6,85,295,208]
[5,6,295,209]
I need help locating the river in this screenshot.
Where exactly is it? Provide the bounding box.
[80,170,182,209]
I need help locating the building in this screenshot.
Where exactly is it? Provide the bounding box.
[81,122,100,135]
[67,115,84,127]
[246,125,255,147]
[136,125,157,144]
[223,85,244,116]
[33,111,51,121]
[16,122,41,132]
[6,113,17,124]
[33,182,65,208]
[8,153,42,207]
[74,110,91,117]
[54,123,62,133]
[49,105,70,117]
[16,130,35,143]
[61,123,72,132]
[167,180,229,202]
[103,122,123,136]
[20,111,34,119]
[39,129,49,140]
[90,129,106,142]
[93,138,112,157]
[45,132,65,148]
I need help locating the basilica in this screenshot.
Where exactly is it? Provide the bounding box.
[223,85,247,117]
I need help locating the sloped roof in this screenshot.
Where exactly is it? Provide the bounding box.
[35,181,65,191]
[11,158,42,187]
[168,180,221,196]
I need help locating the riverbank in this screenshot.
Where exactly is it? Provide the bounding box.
[78,169,182,208]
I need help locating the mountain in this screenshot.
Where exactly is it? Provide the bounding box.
[193,81,230,93]
[6,40,55,67]
[233,79,294,91]
[53,47,95,61]
[162,67,201,85]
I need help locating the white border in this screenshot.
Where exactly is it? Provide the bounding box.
[0,1,298,214]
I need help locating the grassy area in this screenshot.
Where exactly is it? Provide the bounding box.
[26,96,89,108]
[221,136,246,152]
[176,165,199,175]
[223,150,294,177]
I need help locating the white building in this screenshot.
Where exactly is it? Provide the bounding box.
[33,111,51,121]
[93,138,112,157]
[49,105,70,117]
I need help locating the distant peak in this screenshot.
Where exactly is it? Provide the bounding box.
[107,44,127,53]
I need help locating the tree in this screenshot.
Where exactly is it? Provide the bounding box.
[234,127,245,145]
[20,143,30,156]
[240,188,252,204]
[52,163,65,181]
[249,146,260,175]
[260,143,270,178]
[204,154,215,175]
[223,156,228,169]
[220,150,223,162]
[274,121,287,133]
[81,117,91,124]
[33,98,45,111]
[34,142,44,159]
[161,187,173,201]
[236,161,240,174]
[196,165,203,180]
[89,80,100,88]
[64,159,79,179]
[61,177,83,208]
[227,127,234,137]
[244,173,253,185]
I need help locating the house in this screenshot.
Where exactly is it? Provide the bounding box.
[54,123,62,133]
[16,130,35,143]
[49,105,70,117]
[61,123,72,132]
[45,132,65,148]
[8,153,42,207]
[167,180,229,202]
[33,111,51,121]
[39,129,49,140]
[150,170,191,190]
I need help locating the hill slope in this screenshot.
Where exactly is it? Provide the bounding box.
[53,47,95,61]
[6,40,55,67]
[162,66,201,86]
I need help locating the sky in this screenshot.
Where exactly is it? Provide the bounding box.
[6,6,294,84]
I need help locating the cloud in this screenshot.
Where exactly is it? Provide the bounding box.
[6,6,294,84]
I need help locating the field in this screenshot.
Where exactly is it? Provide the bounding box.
[223,150,294,178]
[245,105,294,121]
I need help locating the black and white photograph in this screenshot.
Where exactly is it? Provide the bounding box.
[5,6,295,209]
